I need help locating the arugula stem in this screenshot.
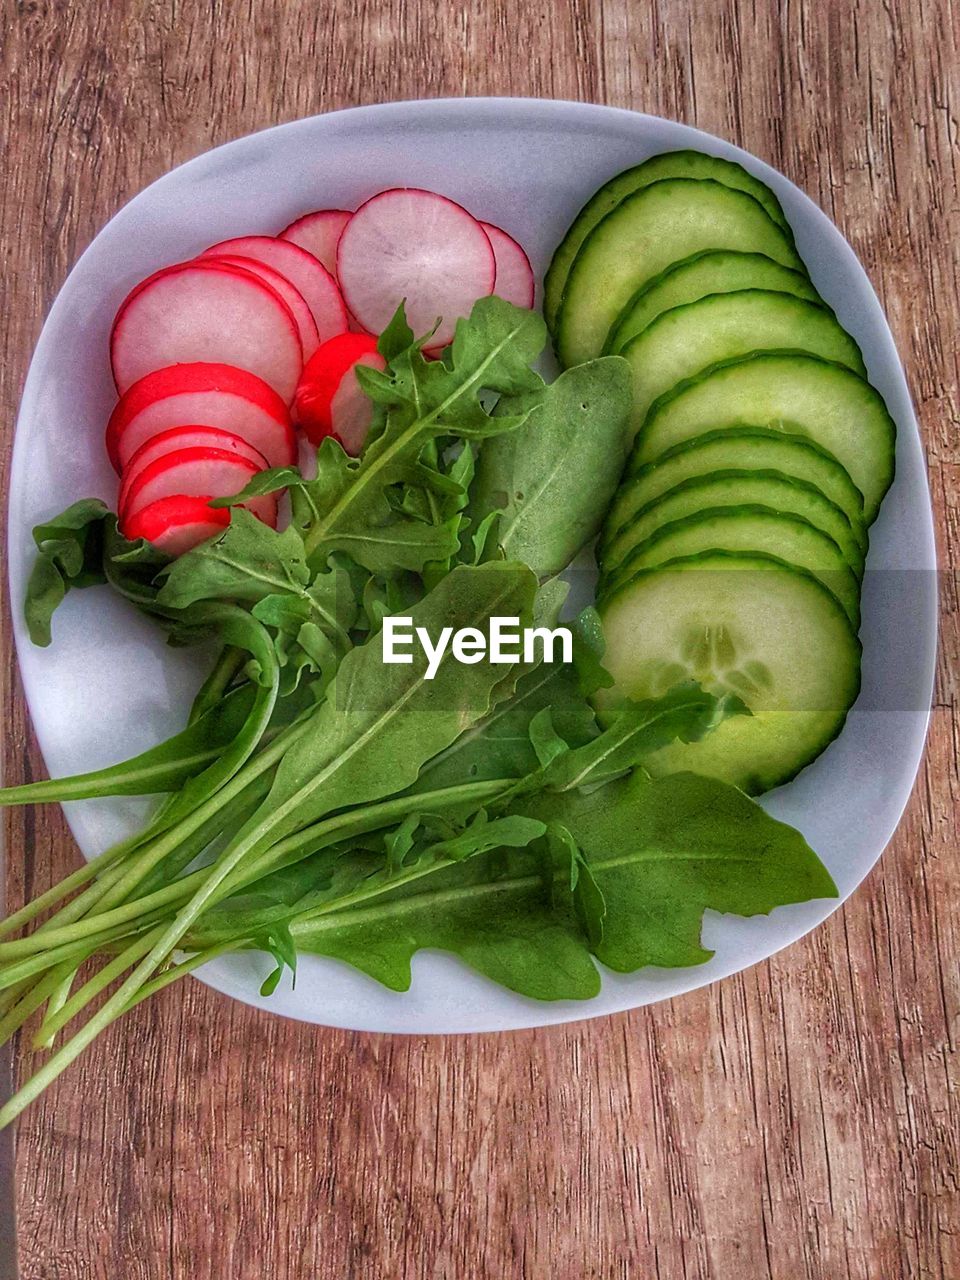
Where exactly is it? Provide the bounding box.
[77,719,306,919]
[34,928,165,1045]
[32,971,76,1050]
[0,828,152,941]
[216,776,512,905]
[0,773,516,1127]
[188,646,244,725]
[0,922,147,993]
[0,961,80,1046]
[121,937,253,1012]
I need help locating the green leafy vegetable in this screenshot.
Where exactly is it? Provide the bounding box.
[470,357,633,577]
[25,499,112,644]
[292,771,835,995]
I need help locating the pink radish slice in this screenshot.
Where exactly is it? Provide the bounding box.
[337,189,495,347]
[201,236,347,342]
[110,261,303,402]
[119,426,268,515]
[122,495,231,554]
[106,363,295,473]
[480,222,535,309]
[120,448,278,526]
[293,332,386,452]
[206,254,320,359]
[280,210,351,278]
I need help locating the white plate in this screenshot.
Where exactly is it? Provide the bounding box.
[7,98,937,1034]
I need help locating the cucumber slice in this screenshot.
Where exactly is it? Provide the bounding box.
[595,551,862,794]
[599,506,861,628]
[605,250,821,354]
[618,427,866,544]
[544,150,792,330]
[634,352,896,522]
[555,180,804,367]
[623,291,866,431]
[600,471,866,579]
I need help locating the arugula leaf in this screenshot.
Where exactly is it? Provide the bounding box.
[469,358,632,578]
[546,822,605,947]
[25,500,111,644]
[291,840,599,999]
[415,660,597,789]
[156,510,312,608]
[531,771,838,969]
[300,298,547,571]
[522,682,747,796]
[0,683,257,806]
[292,771,836,996]
[244,561,539,843]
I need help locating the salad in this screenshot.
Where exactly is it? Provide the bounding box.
[0,152,895,1127]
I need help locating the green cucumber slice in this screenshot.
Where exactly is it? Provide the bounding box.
[622,291,866,431]
[600,471,865,579]
[605,250,821,354]
[634,352,896,522]
[616,427,866,547]
[599,506,861,628]
[544,150,792,330]
[595,551,862,794]
[555,180,804,367]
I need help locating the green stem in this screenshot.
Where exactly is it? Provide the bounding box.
[188,647,244,725]
[32,971,76,1050]
[0,923,142,993]
[35,928,164,1044]
[0,830,143,941]
[0,963,79,1046]
[121,937,253,1012]
[77,719,305,919]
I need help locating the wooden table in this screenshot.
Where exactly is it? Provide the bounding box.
[2,2,957,1276]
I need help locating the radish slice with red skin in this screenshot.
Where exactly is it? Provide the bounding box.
[110,261,303,402]
[480,222,535,309]
[122,495,231,555]
[293,332,386,451]
[201,236,348,342]
[119,426,268,515]
[120,448,278,526]
[106,363,295,473]
[280,210,351,278]
[205,254,320,359]
[336,189,496,347]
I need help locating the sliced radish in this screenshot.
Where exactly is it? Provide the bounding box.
[480,222,535,309]
[106,363,295,473]
[205,254,319,359]
[280,210,351,278]
[201,236,348,342]
[336,189,495,347]
[119,426,268,515]
[122,495,231,555]
[120,448,278,526]
[110,261,303,402]
[293,333,386,452]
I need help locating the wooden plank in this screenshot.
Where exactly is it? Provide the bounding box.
[1,0,956,1275]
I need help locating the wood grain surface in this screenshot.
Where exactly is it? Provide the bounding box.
[1,1,957,1276]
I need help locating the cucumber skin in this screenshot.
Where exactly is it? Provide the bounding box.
[597,503,862,629]
[609,426,868,553]
[544,150,793,331]
[604,249,822,356]
[596,549,862,794]
[634,351,896,522]
[599,469,867,580]
[620,291,868,432]
[555,181,805,368]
